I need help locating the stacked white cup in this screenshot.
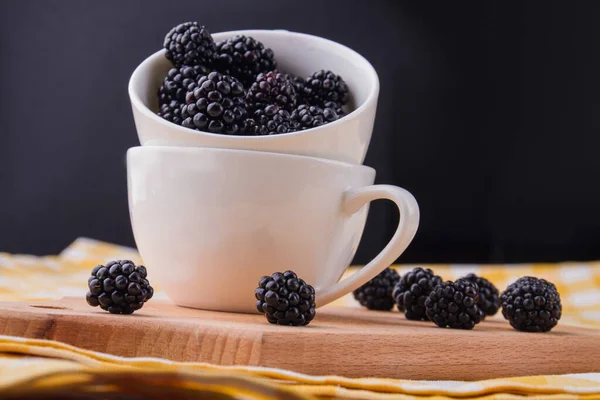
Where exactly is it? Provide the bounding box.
[127,30,420,313]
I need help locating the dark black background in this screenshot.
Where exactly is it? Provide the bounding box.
[1,1,599,264]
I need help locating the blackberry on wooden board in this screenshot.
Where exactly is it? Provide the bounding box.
[392,267,442,320]
[255,270,316,326]
[425,279,485,330]
[86,260,154,314]
[352,268,400,311]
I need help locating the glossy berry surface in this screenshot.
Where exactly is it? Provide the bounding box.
[352,268,400,311]
[392,267,442,320]
[255,270,316,326]
[501,276,562,332]
[215,35,276,87]
[157,65,210,125]
[425,279,485,330]
[86,260,154,315]
[244,105,298,135]
[181,71,248,134]
[461,273,500,318]
[163,22,216,67]
[291,104,340,130]
[305,70,349,107]
[246,71,297,112]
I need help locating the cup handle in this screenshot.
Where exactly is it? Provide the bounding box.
[315,184,420,307]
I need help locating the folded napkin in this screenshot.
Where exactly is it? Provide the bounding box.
[1,238,599,399]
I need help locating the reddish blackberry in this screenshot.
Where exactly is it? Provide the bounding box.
[181,71,248,135]
[392,267,442,320]
[255,270,316,326]
[501,277,562,332]
[352,268,400,311]
[461,273,500,318]
[163,22,216,67]
[86,260,154,314]
[244,105,298,135]
[306,70,349,107]
[246,71,297,112]
[215,35,276,87]
[425,279,485,329]
[291,104,340,130]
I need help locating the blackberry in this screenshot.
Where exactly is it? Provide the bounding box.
[291,104,340,130]
[461,273,500,318]
[244,105,298,135]
[306,70,349,107]
[246,71,297,112]
[157,100,185,125]
[500,277,562,332]
[352,268,400,311]
[86,260,154,315]
[181,71,248,135]
[392,267,442,320]
[157,65,210,125]
[255,270,316,326]
[163,22,216,67]
[425,279,485,330]
[215,35,277,87]
[291,76,312,104]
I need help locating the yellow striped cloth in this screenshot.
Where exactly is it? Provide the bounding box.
[1,237,599,400]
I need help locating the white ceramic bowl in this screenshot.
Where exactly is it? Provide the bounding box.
[128,29,379,164]
[127,146,419,313]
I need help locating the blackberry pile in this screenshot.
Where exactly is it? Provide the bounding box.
[255,270,316,326]
[425,279,485,330]
[501,277,562,332]
[86,260,154,315]
[352,268,400,311]
[392,267,442,320]
[155,22,351,135]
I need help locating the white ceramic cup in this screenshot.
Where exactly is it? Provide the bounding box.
[127,146,419,313]
[128,29,379,164]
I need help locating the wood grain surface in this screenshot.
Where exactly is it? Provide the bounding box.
[1,297,598,380]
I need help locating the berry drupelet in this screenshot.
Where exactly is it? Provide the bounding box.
[215,35,277,87]
[500,277,562,332]
[181,71,248,134]
[352,268,400,311]
[246,71,298,112]
[86,260,154,314]
[255,270,316,326]
[291,104,340,130]
[164,22,216,68]
[305,70,349,108]
[461,273,500,318]
[392,267,442,320]
[244,105,298,135]
[425,279,485,330]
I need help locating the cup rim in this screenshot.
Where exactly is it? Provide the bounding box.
[128,29,380,141]
[127,145,376,175]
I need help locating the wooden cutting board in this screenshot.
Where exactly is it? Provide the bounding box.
[1,297,598,380]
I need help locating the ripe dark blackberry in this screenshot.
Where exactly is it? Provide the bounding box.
[291,76,312,104]
[306,70,350,107]
[244,105,298,135]
[425,279,485,329]
[352,268,400,311]
[500,277,562,332]
[461,273,500,318]
[86,260,154,315]
[181,71,248,135]
[392,267,442,320]
[157,65,210,125]
[291,104,340,130]
[255,270,316,326]
[163,22,216,67]
[215,35,277,87]
[246,71,297,112]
